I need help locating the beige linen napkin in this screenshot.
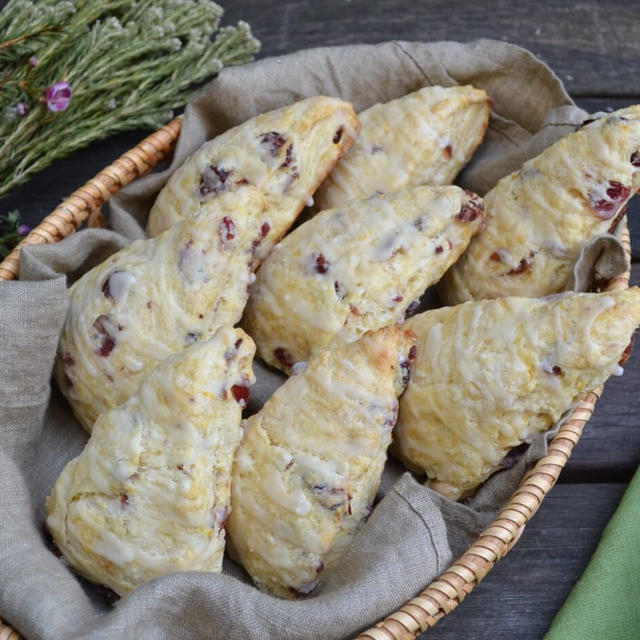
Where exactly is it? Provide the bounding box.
[0,40,626,639]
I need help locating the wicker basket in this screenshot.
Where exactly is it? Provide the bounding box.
[0,118,631,640]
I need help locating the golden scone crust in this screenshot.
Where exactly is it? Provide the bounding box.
[244,186,484,373]
[394,288,640,500]
[46,327,256,596]
[313,85,490,211]
[226,325,416,599]
[55,191,266,432]
[441,106,640,303]
[146,96,359,263]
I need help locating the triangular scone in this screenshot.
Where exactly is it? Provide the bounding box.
[440,106,640,304]
[46,327,255,596]
[55,191,266,431]
[244,186,484,373]
[226,326,416,599]
[394,288,640,501]
[313,85,490,211]
[146,96,359,263]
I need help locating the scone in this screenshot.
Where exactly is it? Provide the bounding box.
[226,325,416,599]
[46,327,255,596]
[393,288,640,500]
[146,96,359,263]
[55,190,265,431]
[440,106,640,303]
[244,186,485,373]
[313,85,490,211]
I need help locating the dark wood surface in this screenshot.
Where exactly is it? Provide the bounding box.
[3,2,640,639]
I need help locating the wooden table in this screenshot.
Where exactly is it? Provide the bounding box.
[3,2,640,638]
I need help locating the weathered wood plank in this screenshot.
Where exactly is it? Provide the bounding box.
[418,483,627,639]
[223,0,640,96]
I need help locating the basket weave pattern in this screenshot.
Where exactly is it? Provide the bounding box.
[0,120,631,640]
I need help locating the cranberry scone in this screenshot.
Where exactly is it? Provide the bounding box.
[440,106,640,303]
[226,326,416,599]
[47,327,255,596]
[244,186,484,373]
[146,96,359,263]
[55,191,265,431]
[313,85,490,211]
[393,288,640,500]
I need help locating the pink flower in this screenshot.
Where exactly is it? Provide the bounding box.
[29,56,38,67]
[45,82,72,112]
[17,224,31,236]
[15,102,27,116]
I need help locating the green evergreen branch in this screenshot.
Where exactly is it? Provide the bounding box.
[0,0,260,201]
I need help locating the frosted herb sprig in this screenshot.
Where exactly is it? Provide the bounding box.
[0,0,260,198]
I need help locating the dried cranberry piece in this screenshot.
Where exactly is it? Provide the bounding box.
[490,251,502,262]
[274,347,295,370]
[405,300,420,319]
[61,353,75,366]
[259,131,287,156]
[63,373,73,388]
[316,561,325,574]
[631,151,640,167]
[282,144,295,168]
[93,316,115,357]
[313,253,330,274]
[399,345,417,387]
[590,180,631,219]
[260,221,271,238]
[456,192,484,222]
[606,181,630,201]
[219,216,236,242]
[235,177,249,186]
[120,493,129,508]
[102,278,112,300]
[231,384,250,408]
[443,144,452,160]
[333,126,344,144]
[349,305,361,316]
[542,359,563,376]
[199,165,233,199]
[434,245,443,254]
[334,281,346,301]
[384,401,399,428]
[507,257,532,276]
[392,294,403,303]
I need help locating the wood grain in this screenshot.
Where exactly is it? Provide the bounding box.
[418,483,627,639]
[223,0,640,96]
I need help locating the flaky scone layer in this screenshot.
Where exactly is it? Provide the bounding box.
[244,186,484,373]
[394,288,640,500]
[56,191,266,431]
[441,106,640,303]
[313,85,490,211]
[47,327,255,596]
[227,325,415,599]
[147,96,359,264]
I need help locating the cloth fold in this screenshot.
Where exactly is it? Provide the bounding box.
[544,467,640,640]
[0,40,627,639]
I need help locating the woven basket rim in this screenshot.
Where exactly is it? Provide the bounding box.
[0,118,631,640]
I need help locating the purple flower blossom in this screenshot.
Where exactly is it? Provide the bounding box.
[28,56,38,67]
[45,82,72,112]
[15,102,28,116]
[17,224,31,236]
